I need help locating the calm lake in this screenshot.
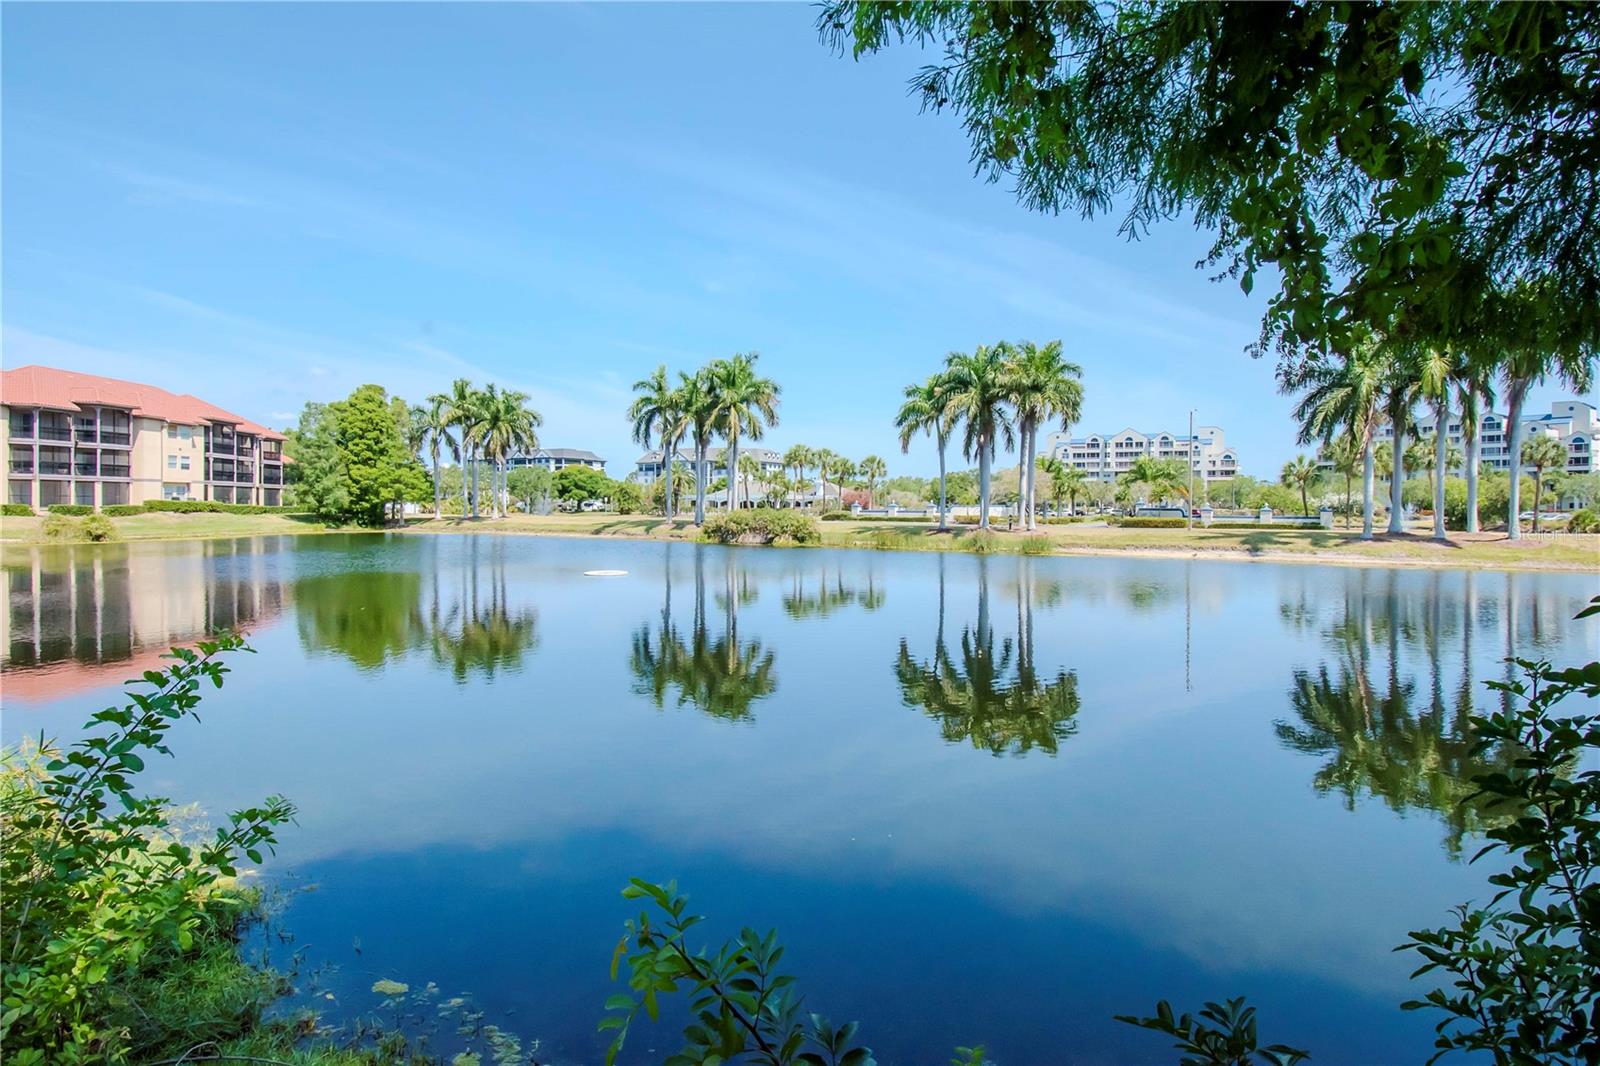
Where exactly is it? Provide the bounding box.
[4,534,1597,1065]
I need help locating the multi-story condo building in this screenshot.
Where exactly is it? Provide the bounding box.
[1,365,287,511]
[1042,425,1240,483]
[506,448,605,473]
[632,446,785,483]
[1375,400,1594,475]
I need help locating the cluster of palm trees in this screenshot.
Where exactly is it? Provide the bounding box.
[412,379,543,519]
[895,340,1083,530]
[1287,330,1589,541]
[629,353,781,523]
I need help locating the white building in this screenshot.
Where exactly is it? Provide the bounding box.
[632,446,785,483]
[1376,400,1594,475]
[507,448,605,473]
[1042,425,1240,484]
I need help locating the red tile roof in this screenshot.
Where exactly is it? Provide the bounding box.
[0,365,285,440]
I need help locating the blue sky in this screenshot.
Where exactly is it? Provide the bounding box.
[4,3,1590,479]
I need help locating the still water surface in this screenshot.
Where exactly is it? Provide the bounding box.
[4,534,1597,1065]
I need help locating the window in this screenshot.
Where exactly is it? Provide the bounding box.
[179,425,191,441]
[101,482,129,506]
[168,454,177,469]
[9,409,34,437]
[264,488,280,506]
[74,482,95,507]
[162,482,189,501]
[39,481,69,507]
[168,425,178,438]
[212,486,233,504]
[8,480,31,506]
[180,455,190,470]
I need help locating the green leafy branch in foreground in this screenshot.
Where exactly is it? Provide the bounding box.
[1,635,297,1065]
[600,878,879,1066]
[1114,999,1308,1066]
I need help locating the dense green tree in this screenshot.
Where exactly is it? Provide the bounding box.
[506,466,554,513]
[333,385,429,527]
[284,401,348,522]
[554,464,611,505]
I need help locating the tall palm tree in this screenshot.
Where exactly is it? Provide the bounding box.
[1288,335,1388,538]
[812,448,839,509]
[1382,354,1422,535]
[737,453,763,507]
[859,455,887,509]
[782,444,811,487]
[1281,454,1320,516]
[417,393,458,519]
[1003,340,1083,530]
[441,378,484,518]
[1522,435,1567,533]
[944,344,1014,529]
[629,365,682,520]
[1416,347,1455,541]
[475,385,541,519]
[1455,358,1496,533]
[707,352,780,513]
[679,370,717,524]
[895,372,956,529]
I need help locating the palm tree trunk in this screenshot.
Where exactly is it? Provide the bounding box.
[936,433,949,530]
[431,442,442,519]
[1387,396,1407,535]
[1361,435,1375,540]
[663,439,675,520]
[1433,399,1448,539]
[460,447,470,516]
[470,448,480,519]
[1016,416,1030,530]
[1505,379,1528,540]
[1464,390,1481,533]
[694,440,707,524]
[727,437,739,512]
[1533,467,1543,533]
[978,433,992,530]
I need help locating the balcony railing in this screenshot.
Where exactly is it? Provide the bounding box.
[9,419,34,439]
[100,431,131,446]
[75,427,98,443]
[263,467,283,486]
[237,463,255,483]
[101,463,131,479]
[9,460,34,475]
[37,461,70,476]
[74,458,98,477]
[37,426,72,442]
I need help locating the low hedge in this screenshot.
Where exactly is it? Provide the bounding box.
[1113,516,1188,528]
[701,510,821,546]
[1041,515,1095,524]
[102,505,146,517]
[140,500,302,515]
[1,503,34,517]
[47,504,94,516]
[820,511,851,521]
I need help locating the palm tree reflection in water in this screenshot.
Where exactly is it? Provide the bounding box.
[1274,569,1524,857]
[630,546,777,722]
[894,555,1082,757]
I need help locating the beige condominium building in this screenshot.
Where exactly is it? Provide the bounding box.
[1,365,287,511]
[1043,425,1240,484]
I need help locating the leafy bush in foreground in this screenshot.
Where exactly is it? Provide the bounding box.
[701,509,821,546]
[1567,507,1598,534]
[81,514,117,542]
[0,637,295,1064]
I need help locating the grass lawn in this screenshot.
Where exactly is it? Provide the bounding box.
[406,513,1600,571]
[4,510,1593,571]
[0,511,354,543]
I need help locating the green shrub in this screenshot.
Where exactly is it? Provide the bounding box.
[700,509,821,545]
[40,514,79,540]
[819,510,851,521]
[1,637,295,1063]
[46,504,93,516]
[1205,521,1269,529]
[1042,515,1094,524]
[1,503,33,517]
[81,514,116,542]
[102,505,145,517]
[1566,508,1598,534]
[1018,535,1055,555]
[1114,516,1188,528]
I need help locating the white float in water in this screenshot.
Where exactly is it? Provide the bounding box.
[583,569,628,577]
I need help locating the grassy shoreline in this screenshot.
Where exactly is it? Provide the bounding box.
[4,510,1596,572]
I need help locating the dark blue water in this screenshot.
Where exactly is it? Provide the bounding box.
[4,534,1596,1065]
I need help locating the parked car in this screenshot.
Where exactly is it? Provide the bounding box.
[1134,505,1188,519]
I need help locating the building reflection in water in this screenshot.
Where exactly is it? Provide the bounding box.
[894,554,1082,757]
[630,545,777,722]
[1273,568,1580,856]
[1,539,287,704]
